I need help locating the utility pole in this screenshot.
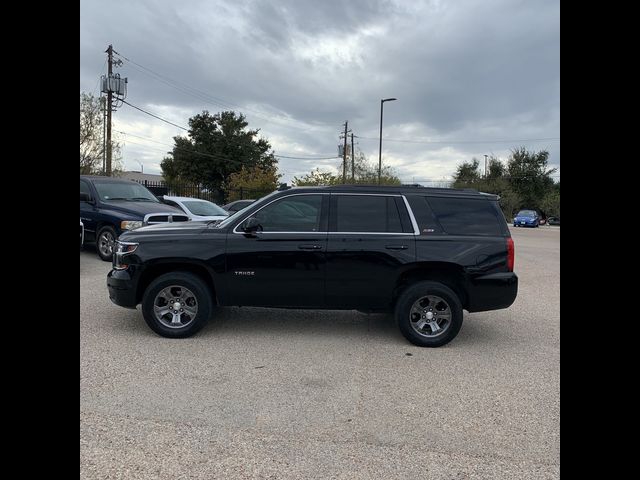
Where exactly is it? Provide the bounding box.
[378,98,397,184]
[350,133,355,182]
[342,121,348,183]
[102,95,106,174]
[484,154,488,178]
[106,44,114,176]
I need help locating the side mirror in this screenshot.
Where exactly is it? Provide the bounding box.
[80,192,93,203]
[242,217,263,235]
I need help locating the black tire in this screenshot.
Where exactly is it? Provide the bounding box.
[96,225,117,261]
[395,281,463,347]
[141,271,213,338]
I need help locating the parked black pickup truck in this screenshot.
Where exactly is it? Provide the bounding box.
[107,185,518,347]
[80,175,190,260]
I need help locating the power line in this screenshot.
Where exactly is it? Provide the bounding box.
[116,129,337,161]
[120,99,189,131]
[355,136,560,145]
[275,154,339,160]
[113,49,330,132]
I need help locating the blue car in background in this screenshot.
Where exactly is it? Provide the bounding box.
[513,209,540,227]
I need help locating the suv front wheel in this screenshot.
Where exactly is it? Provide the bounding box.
[395,281,463,347]
[141,272,213,338]
[96,225,117,261]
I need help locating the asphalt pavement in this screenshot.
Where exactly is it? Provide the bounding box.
[80,225,560,479]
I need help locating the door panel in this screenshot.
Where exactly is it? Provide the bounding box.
[325,194,416,309]
[225,232,327,307]
[80,179,98,238]
[326,234,415,308]
[224,194,328,307]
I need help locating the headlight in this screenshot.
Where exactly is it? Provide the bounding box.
[113,241,139,270]
[115,241,139,255]
[121,220,143,230]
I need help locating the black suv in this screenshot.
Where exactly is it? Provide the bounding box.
[107,185,517,347]
[80,176,190,261]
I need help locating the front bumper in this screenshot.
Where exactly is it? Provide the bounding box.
[466,272,518,312]
[107,269,138,308]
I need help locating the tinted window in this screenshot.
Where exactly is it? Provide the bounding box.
[182,200,227,216]
[230,200,253,212]
[427,197,502,236]
[80,180,92,198]
[406,195,443,235]
[163,200,185,212]
[335,195,404,233]
[516,210,537,217]
[93,181,159,202]
[252,195,322,232]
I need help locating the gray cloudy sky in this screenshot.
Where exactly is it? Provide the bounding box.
[80,0,560,184]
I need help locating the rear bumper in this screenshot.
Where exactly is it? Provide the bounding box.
[107,269,138,308]
[466,272,518,312]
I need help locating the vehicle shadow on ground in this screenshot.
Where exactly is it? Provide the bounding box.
[112,305,503,348]
[204,307,404,342]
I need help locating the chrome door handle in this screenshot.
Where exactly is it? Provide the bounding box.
[298,244,322,250]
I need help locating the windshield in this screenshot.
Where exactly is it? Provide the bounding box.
[94,181,159,202]
[517,210,537,217]
[214,191,277,228]
[182,200,228,216]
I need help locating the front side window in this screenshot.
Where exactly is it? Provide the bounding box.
[251,195,323,232]
[80,180,92,199]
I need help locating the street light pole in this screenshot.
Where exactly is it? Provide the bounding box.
[378,97,397,184]
[484,154,488,178]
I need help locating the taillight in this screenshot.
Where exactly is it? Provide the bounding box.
[506,237,515,271]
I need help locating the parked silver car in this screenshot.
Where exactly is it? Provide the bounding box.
[160,196,229,222]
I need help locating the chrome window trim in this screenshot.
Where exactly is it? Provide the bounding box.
[231,192,419,236]
[402,195,421,235]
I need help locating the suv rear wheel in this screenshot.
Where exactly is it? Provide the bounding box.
[395,281,463,347]
[141,272,213,338]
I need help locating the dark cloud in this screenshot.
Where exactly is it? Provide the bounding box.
[80,0,559,182]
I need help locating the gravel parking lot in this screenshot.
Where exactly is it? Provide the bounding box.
[80,226,559,479]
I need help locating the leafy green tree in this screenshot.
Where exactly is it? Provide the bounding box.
[506,147,556,207]
[292,151,401,186]
[452,158,482,187]
[453,149,558,219]
[540,189,560,217]
[226,165,282,201]
[486,157,506,179]
[161,111,278,191]
[80,92,122,174]
[292,168,340,186]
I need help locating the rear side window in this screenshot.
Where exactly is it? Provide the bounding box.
[333,195,406,233]
[427,197,503,236]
